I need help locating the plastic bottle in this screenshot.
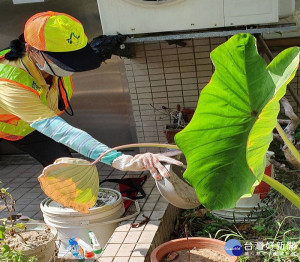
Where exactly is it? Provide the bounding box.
[75,237,95,259]
[88,231,103,255]
[68,238,84,259]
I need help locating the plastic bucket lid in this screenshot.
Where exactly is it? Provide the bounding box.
[41,188,122,216]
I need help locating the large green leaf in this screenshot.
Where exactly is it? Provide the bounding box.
[175,34,299,211]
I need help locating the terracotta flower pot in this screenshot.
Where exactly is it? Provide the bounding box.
[150,237,238,262]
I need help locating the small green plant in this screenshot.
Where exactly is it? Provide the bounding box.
[0,181,38,262]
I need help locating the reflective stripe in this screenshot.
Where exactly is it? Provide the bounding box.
[0,78,40,97]
[0,52,74,141]
[0,49,10,59]
[59,76,74,110]
[0,63,47,102]
[0,119,35,141]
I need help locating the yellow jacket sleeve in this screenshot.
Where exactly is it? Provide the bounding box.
[0,81,57,124]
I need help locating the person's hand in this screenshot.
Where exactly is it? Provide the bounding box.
[111,153,183,180]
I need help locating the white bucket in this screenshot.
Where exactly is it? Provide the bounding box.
[22,223,57,262]
[40,188,140,257]
[212,151,275,222]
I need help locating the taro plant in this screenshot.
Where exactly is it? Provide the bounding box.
[0,181,37,262]
[175,33,300,211]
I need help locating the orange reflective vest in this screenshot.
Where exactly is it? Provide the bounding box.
[0,49,74,141]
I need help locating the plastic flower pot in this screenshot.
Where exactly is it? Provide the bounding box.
[150,237,237,262]
[18,223,57,262]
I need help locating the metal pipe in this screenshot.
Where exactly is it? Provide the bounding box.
[125,24,298,43]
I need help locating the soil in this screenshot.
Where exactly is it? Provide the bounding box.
[4,226,54,251]
[162,247,230,262]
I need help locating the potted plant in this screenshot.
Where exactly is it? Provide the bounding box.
[161,104,195,143]
[0,181,58,262]
[151,221,238,262]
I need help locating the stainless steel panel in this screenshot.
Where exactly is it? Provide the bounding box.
[0,0,136,155]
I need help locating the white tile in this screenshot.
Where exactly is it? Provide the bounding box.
[151,86,167,93]
[138,231,156,244]
[166,79,181,86]
[116,243,135,257]
[164,67,180,73]
[131,244,151,257]
[161,48,178,55]
[148,62,163,69]
[145,43,160,51]
[195,58,211,65]
[179,60,196,66]
[180,65,196,72]
[195,52,210,59]
[110,232,128,244]
[133,69,149,76]
[150,74,165,81]
[163,61,179,67]
[113,257,129,262]
[178,53,194,60]
[150,211,165,220]
[148,68,164,75]
[101,244,121,257]
[165,73,181,80]
[162,54,178,62]
[129,257,145,262]
[123,231,142,244]
[151,80,166,87]
[182,78,197,84]
[177,47,194,54]
[147,56,163,62]
[143,220,160,231]
[146,50,161,57]
[99,257,114,262]
[194,45,211,52]
[181,72,197,78]
[193,38,210,45]
[135,81,150,88]
[196,64,212,71]
[167,85,182,91]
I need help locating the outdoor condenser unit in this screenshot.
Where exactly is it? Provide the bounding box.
[97,0,294,35]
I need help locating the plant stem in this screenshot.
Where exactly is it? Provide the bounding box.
[92,143,179,165]
[262,174,300,209]
[185,224,191,262]
[276,123,300,163]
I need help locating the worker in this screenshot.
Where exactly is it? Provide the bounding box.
[0,11,182,180]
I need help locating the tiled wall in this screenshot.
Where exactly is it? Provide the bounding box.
[124,37,300,152]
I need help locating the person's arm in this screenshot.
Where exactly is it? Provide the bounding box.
[0,83,182,176]
[0,83,121,164]
[31,116,121,165]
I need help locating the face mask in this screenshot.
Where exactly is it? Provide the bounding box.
[37,54,74,77]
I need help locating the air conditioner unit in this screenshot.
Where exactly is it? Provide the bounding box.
[97,0,286,35]
[279,0,295,18]
[13,0,46,4]
[98,0,224,35]
[224,0,278,27]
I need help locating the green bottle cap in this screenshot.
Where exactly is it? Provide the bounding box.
[93,248,103,254]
